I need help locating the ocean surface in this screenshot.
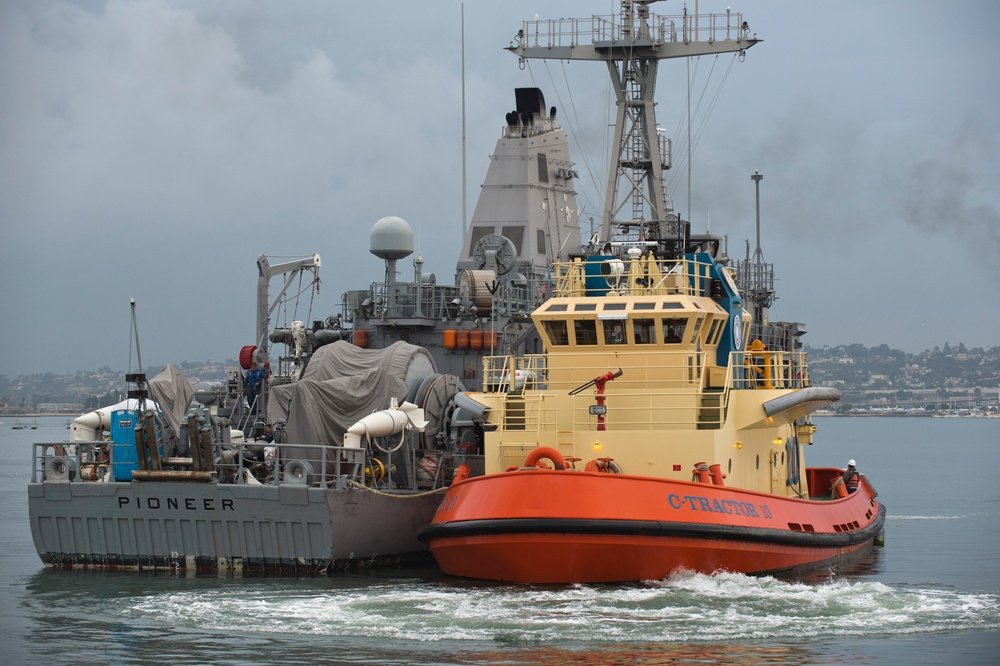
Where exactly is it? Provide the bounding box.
[1,415,997,665]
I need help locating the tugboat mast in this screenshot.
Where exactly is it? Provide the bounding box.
[506,0,760,247]
[740,170,776,346]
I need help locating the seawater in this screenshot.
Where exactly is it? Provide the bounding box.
[2,416,998,665]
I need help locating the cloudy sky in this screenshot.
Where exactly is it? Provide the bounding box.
[2,0,998,377]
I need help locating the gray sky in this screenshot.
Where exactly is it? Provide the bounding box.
[2,0,998,377]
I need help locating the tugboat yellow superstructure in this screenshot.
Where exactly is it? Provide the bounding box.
[418,251,884,583]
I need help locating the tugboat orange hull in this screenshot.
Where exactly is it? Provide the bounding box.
[418,469,884,584]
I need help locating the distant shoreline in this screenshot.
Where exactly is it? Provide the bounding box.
[1,413,78,418]
[815,413,933,418]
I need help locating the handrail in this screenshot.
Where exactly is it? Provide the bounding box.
[474,347,811,432]
[515,11,750,49]
[480,350,808,394]
[550,254,716,298]
[30,438,462,492]
[731,350,810,390]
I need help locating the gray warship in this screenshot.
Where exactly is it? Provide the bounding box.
[27,88,582,574]
[28,1,780,573]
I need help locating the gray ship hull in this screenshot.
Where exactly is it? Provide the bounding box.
[28,479,441,573]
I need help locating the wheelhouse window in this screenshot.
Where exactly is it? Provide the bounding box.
[663,317,687,344]
[603,320,627,345]
[542,320,568,346]
[711,317,728,344]
[633,318,655,344]
[574,319,598,345]
[690,317,704,343]
[705,319,721,345]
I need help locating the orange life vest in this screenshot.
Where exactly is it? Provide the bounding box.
[843,469,860,493]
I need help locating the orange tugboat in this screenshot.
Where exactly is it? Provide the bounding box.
[417,2,885,584]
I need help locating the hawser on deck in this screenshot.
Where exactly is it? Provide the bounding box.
[416,1,885,584]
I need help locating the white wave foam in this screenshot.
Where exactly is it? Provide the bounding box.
[124,572,1000,643]
[889,513,991,520]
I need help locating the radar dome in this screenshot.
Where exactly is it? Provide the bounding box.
[370,215,414,260]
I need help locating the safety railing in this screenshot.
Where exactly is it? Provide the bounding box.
[551,253,716,298]
[477,347,812,433]
[514,10,752,50]
[483,350,711,394]
[731,350,810,390]
[30,439,471,492]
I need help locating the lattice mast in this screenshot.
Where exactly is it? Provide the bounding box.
[507,0,759,245]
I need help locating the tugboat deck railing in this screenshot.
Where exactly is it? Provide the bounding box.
[480,349,809,431]
[551,254,719,298]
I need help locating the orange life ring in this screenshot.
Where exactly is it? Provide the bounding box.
[523,446,566,470]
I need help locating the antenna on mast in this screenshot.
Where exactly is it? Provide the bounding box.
[129,298,143,374]
[461,3,467,239]
[506,0,759,251]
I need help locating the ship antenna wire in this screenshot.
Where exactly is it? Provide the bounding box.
[545,60,603,216]
[461,3,467,239]
[687,55,691,224]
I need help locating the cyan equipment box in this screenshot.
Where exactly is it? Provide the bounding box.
[111,409,138,481]
[584,255,617,296]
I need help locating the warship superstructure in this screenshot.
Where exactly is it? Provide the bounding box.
[26,85,586,574]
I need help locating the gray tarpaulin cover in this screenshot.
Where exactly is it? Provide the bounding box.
[268,340,435,474]
[147,364,195,453]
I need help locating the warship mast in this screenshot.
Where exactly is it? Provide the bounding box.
[507,0,759,252]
